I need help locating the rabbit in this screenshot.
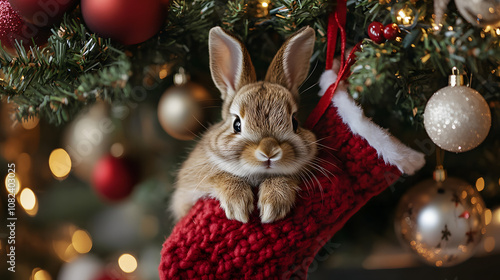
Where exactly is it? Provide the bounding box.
[170,26,318,223]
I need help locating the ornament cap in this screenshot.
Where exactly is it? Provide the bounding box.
[433,165,447,182]
[449,67,465,87]
[174,67,189,86]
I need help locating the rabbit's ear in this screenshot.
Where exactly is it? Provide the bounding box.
[209,27,256,101]
[265,27,315,96]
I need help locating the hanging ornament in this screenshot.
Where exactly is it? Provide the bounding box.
[63,102,114,181]
[395,167,486,267]
[81,0,166,45]
[8,0,77,27]
[455,0,500,27]
[91,154,139,201]
[424,67,491,153]
[157,68,212,140]
[367,21,385,44]
[0,0,50,53]
[383,23,400,40]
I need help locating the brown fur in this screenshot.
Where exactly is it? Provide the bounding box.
[171,27,317,223]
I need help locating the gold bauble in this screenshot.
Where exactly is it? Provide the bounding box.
[455,0,500,27]
[157,82,211,140]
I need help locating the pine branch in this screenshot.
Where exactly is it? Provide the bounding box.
[349,0,500,126]
[0,15,131,125]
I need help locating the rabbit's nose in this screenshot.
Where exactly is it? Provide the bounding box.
[255,137,282,161]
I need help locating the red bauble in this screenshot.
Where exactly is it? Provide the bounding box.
[0,0,50,52]
[91,155,139,201]
[8,0,77,27]
[383,23,400,41]
[81,0,166,45]
[367,21,385,44]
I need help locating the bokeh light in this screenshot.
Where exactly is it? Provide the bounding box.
[484,236,495,253]
[5,173,21,195]
[20,188,36,210]
[72,230,92,254]
[32,268,52,280]
[110,142,124,157]
[476,177,485,191]
[118,253,138,273]
[49,148,72,179]
[22,117,40,130]
[485,209,492,225]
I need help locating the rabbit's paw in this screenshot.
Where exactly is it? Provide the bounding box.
[217,183,254,223]
[258,177,299,223]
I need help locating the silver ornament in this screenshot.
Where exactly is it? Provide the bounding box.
[157,69,212,140]
[455,0,500,27]
[395,177,486,267]
[424,68,491,153]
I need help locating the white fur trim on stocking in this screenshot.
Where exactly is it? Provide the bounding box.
[318,69,425,175]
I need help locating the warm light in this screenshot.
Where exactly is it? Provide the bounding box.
[110,143,124,157]
[33,268,52,280]
[261,1,268,8]
[496,29,500,36]
[53,225,79,262]
[484,236,495,253]
[485,209,492,225]
[476,177,485,191]
[72,230,92,254]
[494,208,500,224]
[49,148,72,179]
[397,9,412,25]
[5,173,21,195]
[20,188,36,211]
[471,197,478,204]
[435,260,443,267]
[159,65,168,79]
[118,253,138,273]
[22,117,39,130]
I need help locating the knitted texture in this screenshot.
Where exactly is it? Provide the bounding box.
[159,104,405,280]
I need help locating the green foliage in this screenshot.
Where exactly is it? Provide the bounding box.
[0,0,331,125]
[348,0,500,126]
[0,16,131,125]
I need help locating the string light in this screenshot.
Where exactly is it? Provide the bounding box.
[118,253,138,273]
[484,208,492,225]
[5,173,21,195]
[19,188,38,216]
[22,117,40,130]
[484,236,495,253]
[72,230,92,254]
[32,268,52,280]
[476,177,485,191]
[48,148,72,179]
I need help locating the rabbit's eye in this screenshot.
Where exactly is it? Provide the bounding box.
[292,113,298,133]
[233,116,242,133]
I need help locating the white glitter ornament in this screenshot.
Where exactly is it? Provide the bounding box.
[424,68,491,153]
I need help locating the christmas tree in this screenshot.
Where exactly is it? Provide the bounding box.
[1,0,499,279]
